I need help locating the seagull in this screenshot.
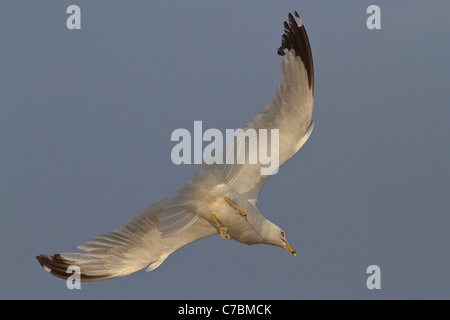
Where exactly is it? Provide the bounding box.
[36,11,314,281]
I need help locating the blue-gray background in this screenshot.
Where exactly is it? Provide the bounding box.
[1,1,449,299]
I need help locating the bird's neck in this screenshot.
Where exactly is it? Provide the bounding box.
[256,217,281,246]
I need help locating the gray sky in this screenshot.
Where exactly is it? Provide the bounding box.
[1,1,449,299]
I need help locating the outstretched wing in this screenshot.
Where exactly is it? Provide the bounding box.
[219,11,314,204]
[36,198,217,281]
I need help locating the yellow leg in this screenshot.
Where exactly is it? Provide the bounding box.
[210,212,231,240]
[224,197,247,219]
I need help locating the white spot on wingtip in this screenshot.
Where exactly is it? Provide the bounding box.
[294,11,303,27]
[43,265,52,273]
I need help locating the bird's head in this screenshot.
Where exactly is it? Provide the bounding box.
[280,229,296,256]
[272,227,296,256]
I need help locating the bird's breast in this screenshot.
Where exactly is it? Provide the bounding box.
[207,187,265,245]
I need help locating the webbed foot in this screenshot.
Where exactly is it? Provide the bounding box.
[210,212,231,240]
[224,197,247,219]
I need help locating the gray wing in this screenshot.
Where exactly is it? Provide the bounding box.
[217,11,314,204]
[36,198,217,281]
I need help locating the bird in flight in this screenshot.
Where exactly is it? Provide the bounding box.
[37,11,314,281]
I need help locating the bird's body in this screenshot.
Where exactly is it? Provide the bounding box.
[176,166,280,246]
[37,11,314,282]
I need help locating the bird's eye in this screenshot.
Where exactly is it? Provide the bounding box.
[280,231,285,237]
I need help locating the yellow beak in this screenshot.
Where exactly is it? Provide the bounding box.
[284,241,297,256]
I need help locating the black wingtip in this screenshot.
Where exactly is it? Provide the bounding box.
[36,254,113,282]
[36,254,72,280]
[277,11,314,92]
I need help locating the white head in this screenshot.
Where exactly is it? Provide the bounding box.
[267,224,296,256]
[279,228,296,256]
